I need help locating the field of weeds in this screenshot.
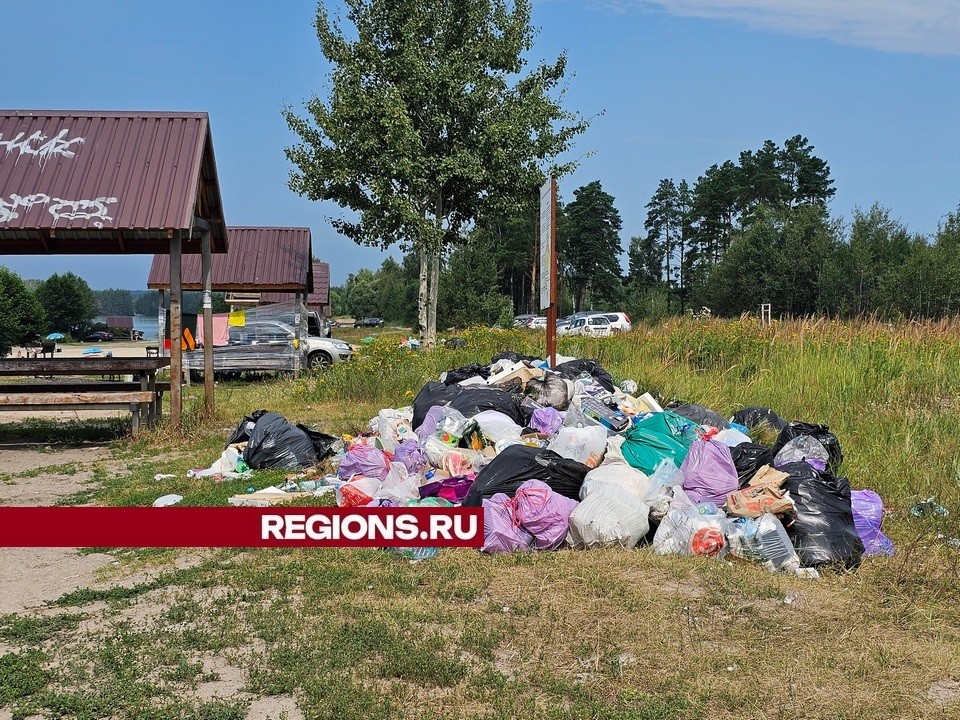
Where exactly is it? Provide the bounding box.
[2,317,960,720]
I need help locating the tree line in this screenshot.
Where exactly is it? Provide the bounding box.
[331,133,960,326]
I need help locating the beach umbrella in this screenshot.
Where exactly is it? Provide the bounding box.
[45,332,65,340]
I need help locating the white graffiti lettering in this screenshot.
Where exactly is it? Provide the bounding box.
[0,192,117,228]
[0,129,85,167]
[48,196,117,228]
[0,193,51,222]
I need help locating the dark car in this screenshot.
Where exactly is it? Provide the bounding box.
[355,317,384,327]
[83,330,114,342]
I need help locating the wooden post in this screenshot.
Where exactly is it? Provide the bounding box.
[293,292,303,378]
[157,290,165,355]
[201,227,214,414]
[170,234,183,430]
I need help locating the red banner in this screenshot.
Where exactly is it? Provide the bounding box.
[0,507,484,548]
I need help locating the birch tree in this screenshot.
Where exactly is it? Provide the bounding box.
[284,0,588,346]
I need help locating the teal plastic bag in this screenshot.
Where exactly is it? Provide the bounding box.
[621,411,698,475]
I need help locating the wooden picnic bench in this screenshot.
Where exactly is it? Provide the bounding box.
[0,357,170,437]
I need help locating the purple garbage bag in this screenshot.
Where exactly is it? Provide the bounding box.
[513,479,579,550]
[394,440,428,474]
[680,439,738,506]
[851,489,895,557]
[337,443,391,480]
[482,492,534,553]
[419,476,474,504]
[415,405,445,441]
[530,407,564,436]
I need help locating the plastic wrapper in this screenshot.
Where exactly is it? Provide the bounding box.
[374,463,421,503]
[529,406,564,435]
[525,374,572,409]
[463,444,589,506]
[851,489,895,556]
[373,408,415,453]
[473,410,523,443]
[773,435,830,472]
[599,434,628,466]
[393,440,427,474]
[567,481,650,549]
[725,514,802,572]
[680,439,739,506]
[419,476,474,504]
[580,463,651,502]
[337,443,391,480]
[621,411,698,475]
[482,493,534,553]
[779,461,863,568]
[713,428,752,446]
[412,381,460,429]
[512,479,580,550]
[772,422,843,474]
[436,406,472,446]
[730,406,788,432]
[548,425,608,468]
[553,359,616,392]
[337,476,382,507]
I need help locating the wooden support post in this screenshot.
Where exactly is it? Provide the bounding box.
[201,227,215,415]
[170,235,183,429]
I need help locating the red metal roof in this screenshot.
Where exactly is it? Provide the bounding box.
[0,110,226,254]
[146,227,312,291]
[260,261,330,307]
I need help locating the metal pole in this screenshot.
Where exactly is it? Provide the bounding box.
[201,228,214,415]
[170,234,183,430]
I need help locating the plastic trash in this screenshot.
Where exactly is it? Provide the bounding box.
[553,359,616,392]
[463,444,589,506]
[680,440,739,506]
[730,443,775,487]
[153,494,183,507]
[525,374,572,409]
[669,403,730,430]
[373,408,414,453]
[620,411,698,475]
[773,435,830,472]
[374,463,421,503]
[512,479,579,550]
[772,422,843,474]
[481,493,534,553]
[472,410,523,443]
[419,476,474,504]
[567,481,650,549]
[910,496,949,517]
[393,440,428,474]
[580,463,651,502]
[337,443,392,480]
[226,411,322,470]
[336,476,382,507]
[436,406,472,446]
[730,406,788,432]
[547,425,608,468]
[713,428,753,447]
[851,489,895,556]
[529,406,564,435]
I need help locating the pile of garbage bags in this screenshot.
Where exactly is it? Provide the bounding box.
[218,355,895,574]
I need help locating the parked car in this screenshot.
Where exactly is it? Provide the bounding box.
[526,316,548,329]
[565,315,612,337]
[83,330,114,342]
[513,314,536,327]
[192,320,352,373]
[355,317,384,328]
[590,311,632,333]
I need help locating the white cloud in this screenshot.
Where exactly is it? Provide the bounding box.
[602,1,960,56]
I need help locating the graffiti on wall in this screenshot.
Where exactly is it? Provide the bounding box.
[0,192,118,228]
[0,129,85,167]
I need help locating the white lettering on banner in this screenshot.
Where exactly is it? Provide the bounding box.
[260,512,474,543]
[0,193,117,228]
[0,129,85,167]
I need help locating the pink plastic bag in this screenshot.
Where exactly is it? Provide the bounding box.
[337,443,391,480]
[482,493,534,553]
[680,439,738,505]
[512,479,579,550]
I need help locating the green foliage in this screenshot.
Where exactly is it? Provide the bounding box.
[0,267,45,354]
[437,241,512,328]
[0,650,48,705]
[34,271,97,334]
[560,180,624,310]
[133,290,160,316]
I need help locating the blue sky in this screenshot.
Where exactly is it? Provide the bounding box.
[2,0,958,290]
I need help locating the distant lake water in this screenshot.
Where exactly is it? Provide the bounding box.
[94,315,160,341]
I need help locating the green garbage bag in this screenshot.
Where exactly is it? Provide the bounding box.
[621,411,698,475]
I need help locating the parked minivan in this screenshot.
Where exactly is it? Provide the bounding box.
[564,315,612,337]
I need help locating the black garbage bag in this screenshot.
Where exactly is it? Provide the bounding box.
[412,381,461,429]
[440,363,490,386]
[229,410,319,470]
[730,442,775,487]
[731,406,787,432]
[449,386,526,426]
[296,424,339,461]
[668,403,730,429]
[463,444,590,506]
[413,381,527,430]
[779,461,863,569]
[491,351,539,364]
[525,374,571,409]
[772,422,843,474]
[553,359,616,392]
